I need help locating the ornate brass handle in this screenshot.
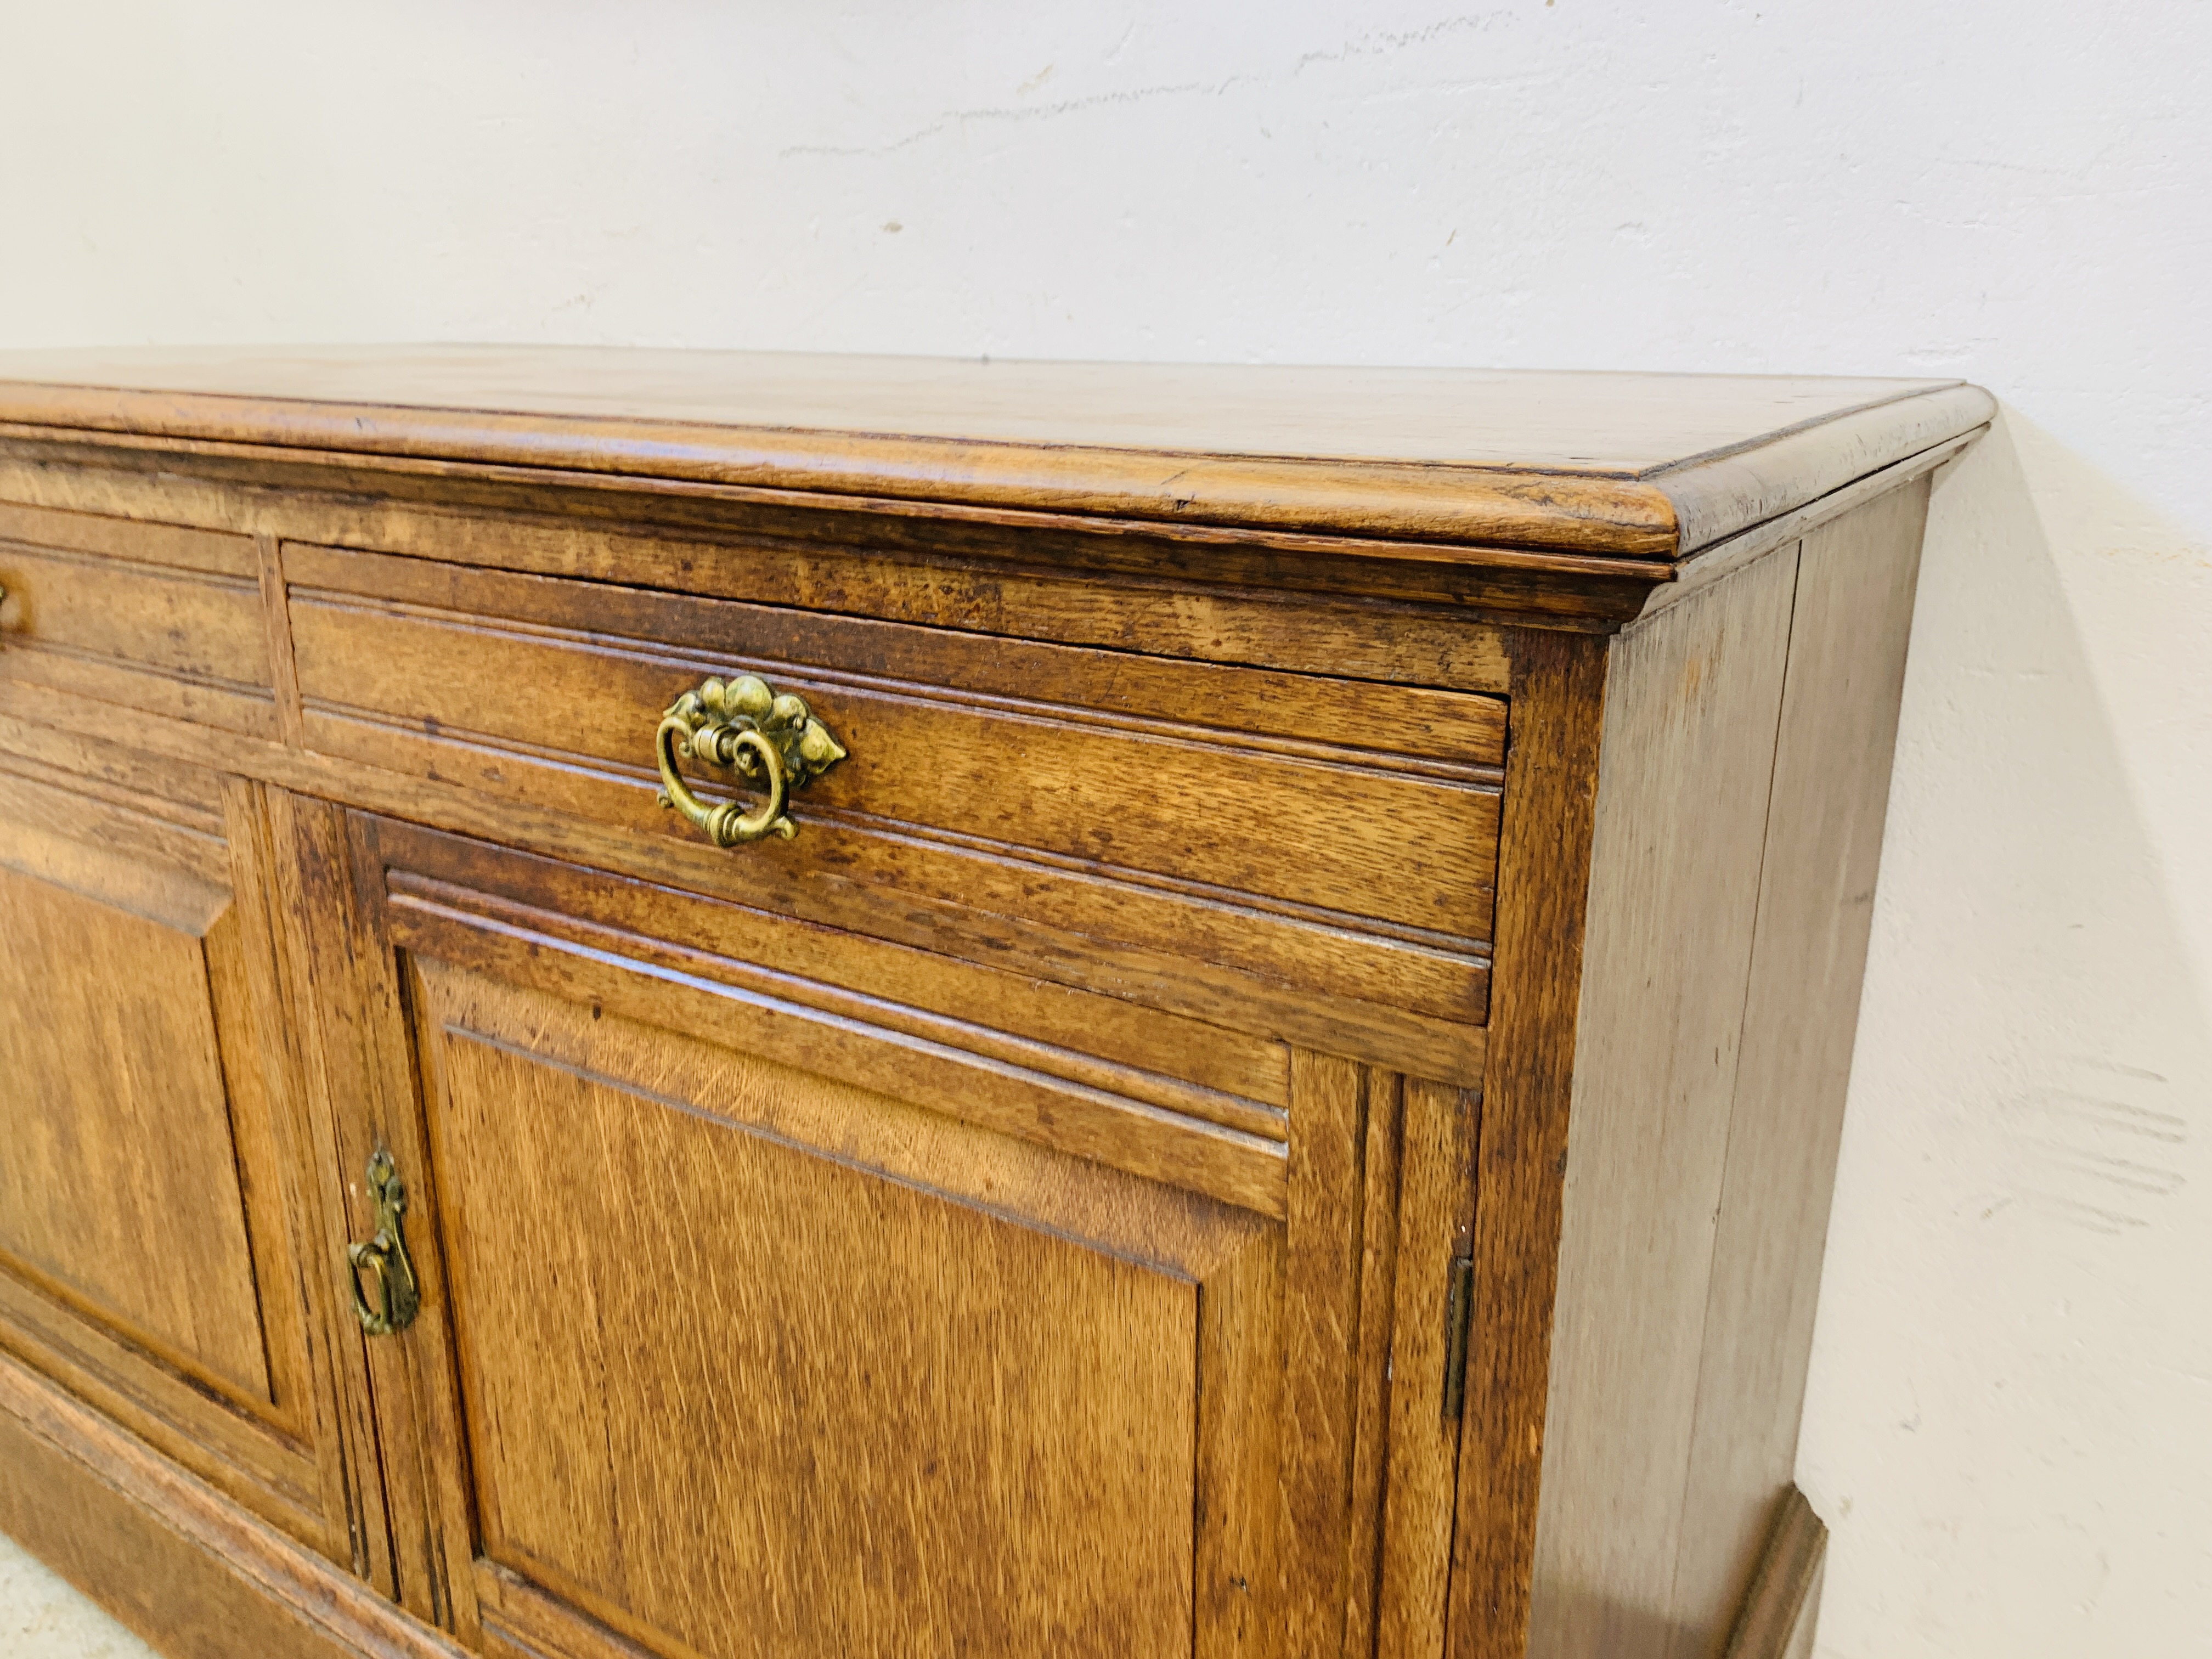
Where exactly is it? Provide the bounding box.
[347,1151,420,1337]
[654,673,848,847]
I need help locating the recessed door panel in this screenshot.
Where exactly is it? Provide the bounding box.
[0,749,356,1558]
[342,815,1476,1659]
[0,864,269,1403]
[423,963,1207,1657]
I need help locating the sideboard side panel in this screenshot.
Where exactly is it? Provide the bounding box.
[1664,477,1932,1654]
[1521,481,1933,1658]
[1523,545,1802,1659]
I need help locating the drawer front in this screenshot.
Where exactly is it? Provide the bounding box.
[0,500,275,736]
[285,543,1503,1082]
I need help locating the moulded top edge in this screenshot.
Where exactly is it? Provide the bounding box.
[0,346,1994,562]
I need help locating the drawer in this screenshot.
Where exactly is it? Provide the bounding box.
[0,500,276,736]
[284,543,1504,1081]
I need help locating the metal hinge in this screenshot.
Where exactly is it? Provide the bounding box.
[1441,1252,1475,1423]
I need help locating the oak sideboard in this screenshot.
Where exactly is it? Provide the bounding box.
[0,348,1990,1659]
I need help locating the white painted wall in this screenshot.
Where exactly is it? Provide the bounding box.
[2,3,2205,1653]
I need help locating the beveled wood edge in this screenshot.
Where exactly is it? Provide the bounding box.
[385,881,1293,1219]
[0,416,1674,589]
[0,376,1990,567]
[0,764,233,910]
[0,1349,464,1659]
[1720,1486,1829,1659]
[1636,425,1985,622]
[0,1238,295,1451]
[1656,383,1994,554]
[473,1561,661,1659]
[0,382,1679,556]
[0,445,1538,680]
[384,858,1291,1134]
[0,1278,330,1545]
[290,578,1510,783]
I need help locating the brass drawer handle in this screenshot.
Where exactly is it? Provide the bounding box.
[346,1152,421,1337]
[655,674,848,847]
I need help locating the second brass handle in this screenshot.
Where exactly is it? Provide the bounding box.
[347,1150,420,1337]
[655,673,848,848]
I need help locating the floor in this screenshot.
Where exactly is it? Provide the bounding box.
[0,1531,155,1658]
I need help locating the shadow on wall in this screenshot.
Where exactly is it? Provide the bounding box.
[1797,408,2212,1658]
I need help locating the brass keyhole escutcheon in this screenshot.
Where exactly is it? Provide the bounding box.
[347,1150,420,1337]
[654,673,848,848]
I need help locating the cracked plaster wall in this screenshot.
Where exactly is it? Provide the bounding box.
[0,3,2206,1655]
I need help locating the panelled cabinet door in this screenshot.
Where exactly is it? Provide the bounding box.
[0,742,356,1559]
[332,813,1480,1659]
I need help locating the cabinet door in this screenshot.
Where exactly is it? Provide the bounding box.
[0,738,359,1559]
[325,812,1479,1659]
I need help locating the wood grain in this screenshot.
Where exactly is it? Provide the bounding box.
[258,533,308,744]
[1194,1206,1285,1659]
[374,817,1291,1122]
[0,496,256,576]
[447,1019,1199,1658]
[387,868,1290,1220]
[0,758,229,907]
[0,854,268,1405]
[0,346,1991,558]
[0,628,278,737]
[1376,1079,1481,1659]
[1665,483,1930,1653]
[1524,550,1800,1659]
[1641,431,1970,620]
[1652,391,1979,554]
[0,354,1966,1659]
[1717,1489,1826,1659]
[0,1349,466,1659]
[286,505,1521,690]
[0,345,1955,471]
[0,690,1491,1083]
[262,791,407,1599]
[346,825,1457,1657]
[1339,1076,1406,1659]
[0,726,225,830]
[344,808,496,1637]
[222,776,381,1574]
[0,754,359,1561]
[0,534,270,684]
[0,492,276,737]
[205,780,331,1437]
[0,431,1670,627]
[407,951,1279,1659]
[1449,628,1610,1659]
[9,452,1527,688]
[286,552,1505,944]
[1279,1054,1372,1658]
[286,543,1509,766]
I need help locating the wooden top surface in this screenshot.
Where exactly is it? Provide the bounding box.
[0,346,1993,560]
